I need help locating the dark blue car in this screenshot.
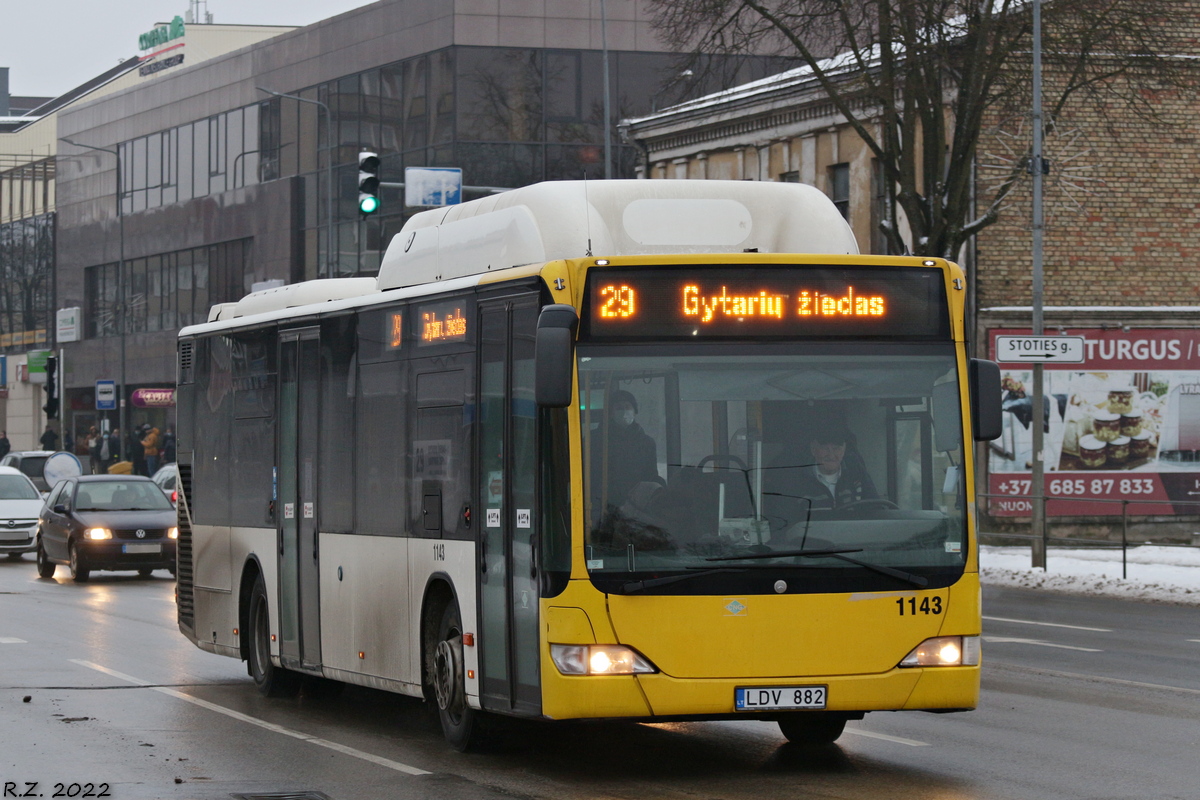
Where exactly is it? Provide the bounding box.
[36,475,178,582]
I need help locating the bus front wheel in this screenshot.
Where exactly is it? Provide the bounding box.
[248,576,300,698]
[778,714,847,745]
[432,601,478,751]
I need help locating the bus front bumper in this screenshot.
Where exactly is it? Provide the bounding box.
[540,663,979,721]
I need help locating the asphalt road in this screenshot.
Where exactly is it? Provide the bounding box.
[1,556,1197,800]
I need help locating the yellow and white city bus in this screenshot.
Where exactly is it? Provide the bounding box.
[176,180,1001,750]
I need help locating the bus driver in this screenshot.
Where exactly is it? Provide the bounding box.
[792,421,879,510]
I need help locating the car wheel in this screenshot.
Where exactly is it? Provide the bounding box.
[6,552,24,560]
[68,542,91,583]
[432,600,480,751]
[36,539,56,578]
[138,568,154,578]
[777,714,847,745]
[248,575,300,698]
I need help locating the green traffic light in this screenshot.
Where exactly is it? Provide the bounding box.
[359,195,380,214]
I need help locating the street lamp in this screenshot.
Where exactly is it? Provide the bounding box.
[59,137,127,462]
[257,87,335,278]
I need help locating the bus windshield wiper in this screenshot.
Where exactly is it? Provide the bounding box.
[706,547,928,588]
[621,568,744,593]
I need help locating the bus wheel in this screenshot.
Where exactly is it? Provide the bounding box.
[778,714,846,745]
[248,576,300,698]
[433,601,478,751]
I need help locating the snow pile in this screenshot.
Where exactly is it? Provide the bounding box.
[979,545,1200,605]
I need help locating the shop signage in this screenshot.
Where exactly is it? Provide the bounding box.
[56,307,82,344]
[139,17,185,51]
[26,350,49,385]
[988,327,1200,517]
[131,388,176,408]
[138,16,186,78]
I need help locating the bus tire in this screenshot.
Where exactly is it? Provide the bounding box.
[433,601,478,751]
[777,714,846,745]
[248,576,301,698]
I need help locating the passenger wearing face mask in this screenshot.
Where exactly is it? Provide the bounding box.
[591,389,661,508]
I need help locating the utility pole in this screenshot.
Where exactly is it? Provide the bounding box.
[1030,0,1047,569]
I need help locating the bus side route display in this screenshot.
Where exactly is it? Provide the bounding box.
[582,266,951,341]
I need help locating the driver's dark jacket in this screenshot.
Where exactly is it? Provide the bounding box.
[791,454,879,510]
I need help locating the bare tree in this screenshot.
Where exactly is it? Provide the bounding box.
[647,0,1193,258]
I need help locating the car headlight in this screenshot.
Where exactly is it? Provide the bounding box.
[549,644,657,675]
[84,528,112,540]
[899,635,980,667]
[167,527,179,539]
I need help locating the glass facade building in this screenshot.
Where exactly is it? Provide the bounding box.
[52,1,786,436]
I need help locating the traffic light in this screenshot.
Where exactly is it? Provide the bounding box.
[358,151,380,215]
[42,355,59,420]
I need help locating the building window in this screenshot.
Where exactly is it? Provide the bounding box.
[84,238,253,338]
[828,163,850,220]
[779,170,800,183]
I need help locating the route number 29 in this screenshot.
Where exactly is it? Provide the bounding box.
[897,596,943,616]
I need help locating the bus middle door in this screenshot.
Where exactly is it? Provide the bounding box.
[278,327,322,671]
[477,297,541,715]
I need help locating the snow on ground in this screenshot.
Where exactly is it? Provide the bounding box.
[980,545,1200,605]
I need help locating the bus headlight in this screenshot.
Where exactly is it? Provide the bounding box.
[899,635,980,667]
[84,528,112,540]
[549,644,657,675]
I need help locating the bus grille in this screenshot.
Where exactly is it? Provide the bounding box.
[178,340,194,385]
[176,463,195,628]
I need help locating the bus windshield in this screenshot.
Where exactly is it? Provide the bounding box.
[579,343,966,595]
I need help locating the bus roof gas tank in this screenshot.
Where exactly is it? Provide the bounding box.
[377,180,858,291]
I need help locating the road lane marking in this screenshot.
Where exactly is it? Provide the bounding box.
[71,660,431,776]
[1188,639,1200,643]
[983,636,1102,652]
[990,661,1200,697]
[0,637,28,644]
[843,727,929,747]
[983,615,1111,632]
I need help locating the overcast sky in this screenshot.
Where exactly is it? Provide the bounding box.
[5,0,378,98]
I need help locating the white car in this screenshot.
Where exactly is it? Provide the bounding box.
[151,463,178,506]
[0,465,45,559]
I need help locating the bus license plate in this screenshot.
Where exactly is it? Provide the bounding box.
[122,543,161,554]
[736,686,827,711]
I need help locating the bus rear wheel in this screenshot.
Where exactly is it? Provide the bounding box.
[432,601,479,751]
[778,714,847,745]
[248,576,300,698]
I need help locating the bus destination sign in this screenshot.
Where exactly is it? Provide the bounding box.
[583,266,949,340]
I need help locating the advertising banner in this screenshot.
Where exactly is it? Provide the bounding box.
[987,328,1200,516]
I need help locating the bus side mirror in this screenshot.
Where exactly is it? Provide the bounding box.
[969,358,1002,441]
[535,304,579,408]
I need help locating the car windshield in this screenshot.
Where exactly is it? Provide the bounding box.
[74,481,173,511]
[579,343,966,595]
[0,475,39,500]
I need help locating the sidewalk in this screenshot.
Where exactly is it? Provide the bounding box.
[980,544,1200,605]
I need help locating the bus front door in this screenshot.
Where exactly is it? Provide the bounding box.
[278,328,322,671]
[477,298,541,715]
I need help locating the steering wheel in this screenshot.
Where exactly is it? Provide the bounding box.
[697,454,749,473]
[837,498,900,511]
